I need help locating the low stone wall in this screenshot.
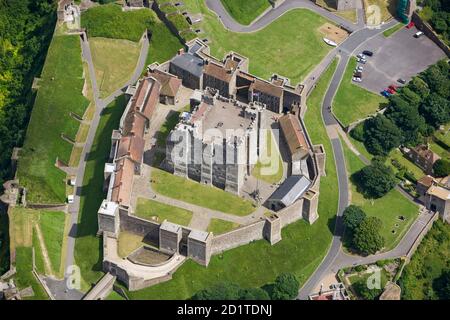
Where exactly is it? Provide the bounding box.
[211,219,266,254]
[119,211,160,245]
[405,212,438,261]
[102,259,173,291]
[411,12,450,57]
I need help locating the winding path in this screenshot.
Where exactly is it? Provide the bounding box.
[44,31,149,300]
[205,0,365,33]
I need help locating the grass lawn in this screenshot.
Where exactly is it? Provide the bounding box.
[9,207,66,277]
[80,3,183,69]
[429,141,450,160]
[151,168,255,216]
[386,148,426,181]
[399,220,450,299]
[74,96,127,291]
[252,129,283,184]
[333,57,386,127]
[90,37,142,98]
[117,232,147,258]
[363,0,397,24]
[106,290,126,300]
[348,268,389,299]
[433,124,450,148]
[220,0,271,25]
[156,106,191,148]
[32,230,46,275]
[135,198,193,226]
[341,141,419,251]
[349,135,373,161]
[182,0,333,83]
[16,33,89,204]
[383,22,404,37]
[14,247,49,300]
[207,219,240,235]
[38,211,66,276]
[118,59,340,299]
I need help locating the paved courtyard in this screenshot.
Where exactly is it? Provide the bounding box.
[355,26,446,93]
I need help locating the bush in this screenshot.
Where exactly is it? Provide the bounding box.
[271,273,300,300]
[350,122,365,142]
[353,217,385,255]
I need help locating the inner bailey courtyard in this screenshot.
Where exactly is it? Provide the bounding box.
[96,39,325,291]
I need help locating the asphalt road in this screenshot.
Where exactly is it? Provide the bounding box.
[205,0,365,33]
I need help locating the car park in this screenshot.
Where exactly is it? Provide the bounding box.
[362,50,373,56]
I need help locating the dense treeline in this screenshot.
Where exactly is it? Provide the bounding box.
[0,0,56,188]
[351,60,450,156]
[418,0,450,45]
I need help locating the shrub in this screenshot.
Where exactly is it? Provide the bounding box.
[350,122,365,142]
[271,273,300,300]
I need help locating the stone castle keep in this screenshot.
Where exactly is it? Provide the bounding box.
[165,90,265,194]
[96,39,324,291]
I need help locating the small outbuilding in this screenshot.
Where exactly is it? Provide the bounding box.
[267,175,311,211]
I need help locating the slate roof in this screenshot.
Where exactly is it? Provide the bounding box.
[171,53,204,78]
[268,175,311,207]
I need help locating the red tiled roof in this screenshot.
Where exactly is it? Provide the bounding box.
[279,113,309,158]
[111,158,135,207]
[117,135,145,164]
[149,70,182,98]
[251,78,283,98]
[204,61,233,82]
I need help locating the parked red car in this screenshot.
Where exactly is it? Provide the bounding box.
[406,21,415,29]
[387,88,395,94]
[388,84,398,91]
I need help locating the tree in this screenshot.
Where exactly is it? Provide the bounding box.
[343,205,367,231]
[433,270,450,300]
[408,76,430,98]
[419,93,450,128]
[239,288,270,300]
[353,217,385,255]
[352,279,383,300]
[363,115,402,156]
[421,65,450,98]
[271,273,299,300]
[385,95,426,145]
[433,159,450,177]
[353,160,397,198]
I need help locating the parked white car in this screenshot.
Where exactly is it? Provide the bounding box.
[352,77,362,82]
[355,66,363,72]
[357,58,367,64]
[357,53,366,59]
[67,195,74,204]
